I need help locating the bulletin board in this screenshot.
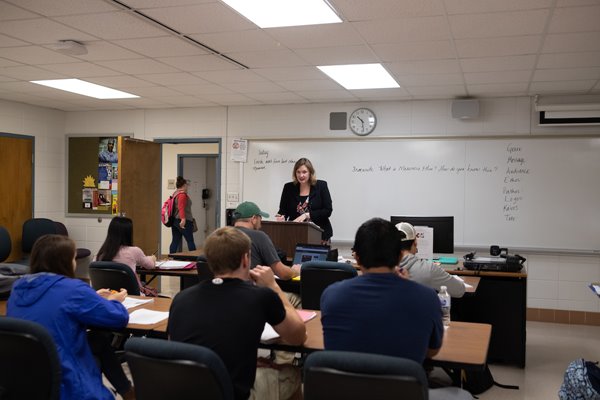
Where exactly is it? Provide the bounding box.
[67,136,120,216]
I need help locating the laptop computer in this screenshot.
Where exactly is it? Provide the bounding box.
[292,243,331,265]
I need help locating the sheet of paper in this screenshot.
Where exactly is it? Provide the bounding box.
[589,283,600,298]
[261,323,280,342]
[296,310,317,322]
[154,260,194,270]
[128,309,169,325]
[122,297,153,310]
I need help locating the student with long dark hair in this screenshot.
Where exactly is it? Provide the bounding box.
[96,216,157,296]
[7,234,133,400]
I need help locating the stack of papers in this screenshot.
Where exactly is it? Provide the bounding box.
[122,297,153,310]
[128,309,169,325]
[154,260,195,270]
[589,283,600,298]
[261,324,279,342]
[297,310,317,322]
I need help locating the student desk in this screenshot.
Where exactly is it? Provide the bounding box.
[168,249,203,261]
[447,266,527,367]
[261,311,491,371]
[137,267,199,292]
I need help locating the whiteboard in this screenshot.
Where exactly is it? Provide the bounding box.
[242,137,600,253]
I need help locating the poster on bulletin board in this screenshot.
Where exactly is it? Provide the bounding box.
[67,136,122,216]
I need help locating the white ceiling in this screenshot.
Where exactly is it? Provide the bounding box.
[0,0,599,111]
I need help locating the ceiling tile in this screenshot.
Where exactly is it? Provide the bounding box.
[54,11,167,40]
[156,95,211,106]
[57,41,143,61]
[537,52,600,68]
[266,23,364,49]
[0,65,69,81]
[533,67,600,81]
[354,88,412,100]
[1,45,80,64]
[7,0,118,16]
[372,41,456,61]
[157,54,240,72]
[386,60,462,75]
[254,66,326,81]
[352,16,451,43]
[543,32,600,53]
[0,2,39,20]
[334,0,445,20]
[294,89,357,101]
[96,59,180,74]
[191,69,266,84]
[548,5,600,33]
[189,29,280,53]
[529,80,596,92]
[246,91,308,103]
[201,93,260,105]
[38,62,122,77]
[0,33,29,47]
[465,70,531,84]
[227,49,308,68]
[277,79,342,91]
[444,0,552,15]
[130,72,209,85]
[113,36,207,58]
[405,84,467,96]
[0,57,21,67]
[397,73,465,86]
[142,3,255,34]
[556,0,600,6]
[0,75,17,82]
[295,45,377,65]
[110,97,172,108]
[220,81,286,93]
[467,82,529,95]
[0,18,98,45]
[169,83,234,95]
[455,36,542,57]
[125,0,214,7]
[460,55,536,72]
[86,75,158,88]
[449,10,549,39]
[124,86,185,97]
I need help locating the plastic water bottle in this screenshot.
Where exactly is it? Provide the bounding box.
[439,285,451,327]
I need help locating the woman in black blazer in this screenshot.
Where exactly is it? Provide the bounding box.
[276,158,333,243]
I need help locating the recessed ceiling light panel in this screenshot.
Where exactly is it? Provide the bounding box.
[30,79,139,99]
[317,64,400,90]
[221,0,341,28]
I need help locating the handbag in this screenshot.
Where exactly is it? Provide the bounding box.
[192,218,198,233]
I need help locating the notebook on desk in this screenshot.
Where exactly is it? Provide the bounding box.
[292,243,330,265]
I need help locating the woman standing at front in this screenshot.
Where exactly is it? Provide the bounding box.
[276,158,333,244]
[170,176,197,253]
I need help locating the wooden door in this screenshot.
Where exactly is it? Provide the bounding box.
[119,138,161,255]
[0,134,33,261]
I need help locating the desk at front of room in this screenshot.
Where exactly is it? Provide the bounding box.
[446,263,527,368]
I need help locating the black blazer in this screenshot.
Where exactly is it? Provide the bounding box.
[277,180,333,240]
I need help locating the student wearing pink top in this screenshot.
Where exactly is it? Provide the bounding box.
[96,217,157,296]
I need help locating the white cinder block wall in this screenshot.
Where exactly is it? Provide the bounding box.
[1,96,599,313]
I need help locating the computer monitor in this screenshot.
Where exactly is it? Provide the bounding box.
[390,216,454,254]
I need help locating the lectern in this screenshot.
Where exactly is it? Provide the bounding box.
[260,221,323,258]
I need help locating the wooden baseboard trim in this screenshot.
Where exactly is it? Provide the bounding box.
[527,308,600,326]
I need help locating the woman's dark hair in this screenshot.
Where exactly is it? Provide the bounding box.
[176,176,188,189]
[353,218,402,269]
[30,234,76,278]
[96,217,133,261]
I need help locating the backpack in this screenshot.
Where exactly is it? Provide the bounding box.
[559,359,600,400]
[450,364,519,396]
[161,192,178,227]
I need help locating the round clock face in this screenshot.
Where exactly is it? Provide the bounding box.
[349,108,377,136]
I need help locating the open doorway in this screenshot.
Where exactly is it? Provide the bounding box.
[159,140,221,254]
[180,155,218,246]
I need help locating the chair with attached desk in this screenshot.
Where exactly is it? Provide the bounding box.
[89,261,141,296]
[303,350,428,400]
[18,218,57,265]
[125,337,234,400]
[196,257,214,283]
[300,261,357,310]
[0,317,61,400]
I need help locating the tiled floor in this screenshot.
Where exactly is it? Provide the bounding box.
[117,277,600,399]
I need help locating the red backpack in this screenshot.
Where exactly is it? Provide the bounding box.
[161,191,179,227]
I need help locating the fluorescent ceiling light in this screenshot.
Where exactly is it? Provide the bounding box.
[317,64,400,90]
[30,79,139,99]
[221,0,341,28]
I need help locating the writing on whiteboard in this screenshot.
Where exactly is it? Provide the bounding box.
[503,143,529,222]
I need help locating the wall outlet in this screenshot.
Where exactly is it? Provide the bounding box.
[227,192,239,202]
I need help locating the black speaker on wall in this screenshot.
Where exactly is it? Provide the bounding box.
[330,112,347,130]
[451,99,480,119]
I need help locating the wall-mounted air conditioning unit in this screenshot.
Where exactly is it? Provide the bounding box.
[535,95,600,126]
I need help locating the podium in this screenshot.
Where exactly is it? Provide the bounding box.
[260,221,323,258]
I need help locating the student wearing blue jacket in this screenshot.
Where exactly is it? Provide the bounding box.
[8,234,132,400]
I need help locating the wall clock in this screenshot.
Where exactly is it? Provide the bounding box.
[349,108,377,136]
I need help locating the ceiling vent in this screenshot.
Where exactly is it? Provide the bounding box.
[535,95,600,126]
